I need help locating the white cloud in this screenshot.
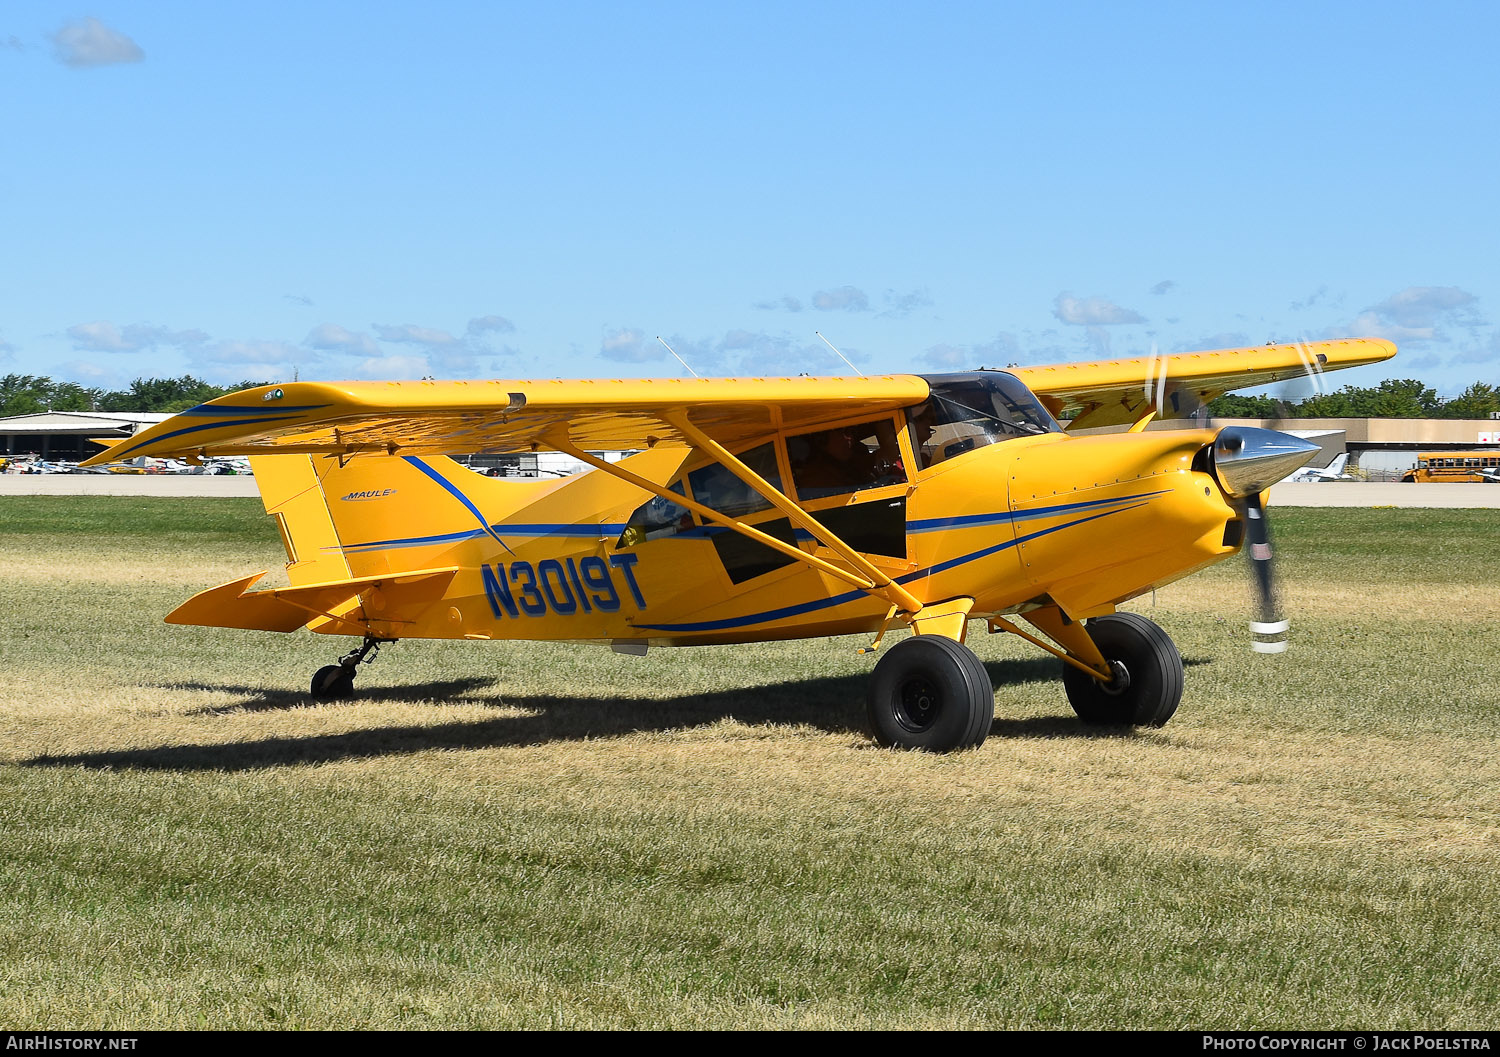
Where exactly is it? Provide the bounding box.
[753,295,803,312]
[812,286,869,312]
[1338,284,1476,346]
[720,331,845,375]
[350,355,430,379]
[373,322,459,346]
[973,332,1021,365]
[1332,286,1480,346]
[1366,286,1477,330]
[427,348,481,374]
[284,293,314,307]
[202,340,305,365]
[305,322,380,356]
[923,344,966,368]
[67,321,208,353]
[599,328,660,363]
[52,18,143,68]
[1343,310,1436,344]
[921,333,1021,371]
[1150,281,1176,296]
[1447,333,1500,366]
[597,327,861,375]
[1052,293,1146,326]
[881,288,932,318]
[1175,332,1251,353]
[1290,285,1329,312]
[61,360,114,383]
[467,315,515,335]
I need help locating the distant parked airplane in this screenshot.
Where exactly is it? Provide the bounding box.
[1288,452,1352,482]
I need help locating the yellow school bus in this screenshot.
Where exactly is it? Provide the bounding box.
[1401,451,1500,482]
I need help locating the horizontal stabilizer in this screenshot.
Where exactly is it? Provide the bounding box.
[166,567,459,632]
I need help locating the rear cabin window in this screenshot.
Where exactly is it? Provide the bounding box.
[687,442,783,519]
[620,479,691,546]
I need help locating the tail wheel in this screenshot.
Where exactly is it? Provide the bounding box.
[1062,612,1183,727]
[310,664,355,700]
[867,635,993,751]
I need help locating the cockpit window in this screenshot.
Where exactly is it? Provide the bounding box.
[909,371,1060,469]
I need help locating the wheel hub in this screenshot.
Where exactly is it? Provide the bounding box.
[1100,659,1131,696]
[895,675,942,733]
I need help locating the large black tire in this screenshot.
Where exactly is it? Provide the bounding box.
[1062,612,1183,727]
[867,635,993,751]
[310,664,355,700]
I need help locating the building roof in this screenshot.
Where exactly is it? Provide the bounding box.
[0,411,173,435]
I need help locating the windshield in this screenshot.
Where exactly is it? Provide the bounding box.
[909,371,1061,469]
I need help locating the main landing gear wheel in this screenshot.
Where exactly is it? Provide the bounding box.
[1062,612,1183,727]
[867,635,993,752]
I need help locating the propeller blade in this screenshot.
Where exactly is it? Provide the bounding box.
[1243,491,1288,654]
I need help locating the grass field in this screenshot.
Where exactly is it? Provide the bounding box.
[0,496,1496,1029]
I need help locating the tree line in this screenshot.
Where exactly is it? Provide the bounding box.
[1207,378,1498,419]
[2,371,1497,420]
[0,374,269,417]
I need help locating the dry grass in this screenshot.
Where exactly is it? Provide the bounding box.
[0,498,1497,1028]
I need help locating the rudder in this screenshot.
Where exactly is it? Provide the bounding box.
[250,453,353,587]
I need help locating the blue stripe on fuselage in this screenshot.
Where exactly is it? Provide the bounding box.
[401,457,516,556]
[632,501,1149,633]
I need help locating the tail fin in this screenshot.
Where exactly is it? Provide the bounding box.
[252,452,558,581]
[1326,452,1349,475]
[250,453,353,587]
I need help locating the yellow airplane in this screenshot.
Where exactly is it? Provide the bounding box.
[83,337,1395,751]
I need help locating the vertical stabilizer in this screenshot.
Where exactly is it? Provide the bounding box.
[249,454,354,587]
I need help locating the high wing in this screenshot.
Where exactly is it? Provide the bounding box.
[81,375,933,465]
[1010,338,1397,430]
[81,337,1396,465]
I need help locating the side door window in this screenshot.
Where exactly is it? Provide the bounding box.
[787,419,907,501]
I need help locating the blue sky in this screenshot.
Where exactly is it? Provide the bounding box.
[3,1,1497,397]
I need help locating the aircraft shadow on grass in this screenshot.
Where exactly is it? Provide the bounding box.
[24,656,1211,773]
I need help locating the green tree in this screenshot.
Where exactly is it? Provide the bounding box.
[1293,390,1354,417]
[47,381,103,412]
[0,374,52,416]
[1438,382,1500,419]
[1206,393,1282,417]
[97,375,226,412]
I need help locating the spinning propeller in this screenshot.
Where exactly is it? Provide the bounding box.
[1212,340,1326,653]
[1208,428,1317,652]
[1144,340,1324,653]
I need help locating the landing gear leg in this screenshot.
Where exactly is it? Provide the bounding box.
[310,636,393,700]
[1061,613,1183,727]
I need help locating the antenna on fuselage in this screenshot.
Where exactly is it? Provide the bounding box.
[815,331,864,377]
[655,336,700,378]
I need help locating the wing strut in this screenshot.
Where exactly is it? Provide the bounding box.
[660,411,924,615]
[546,423,924,618]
